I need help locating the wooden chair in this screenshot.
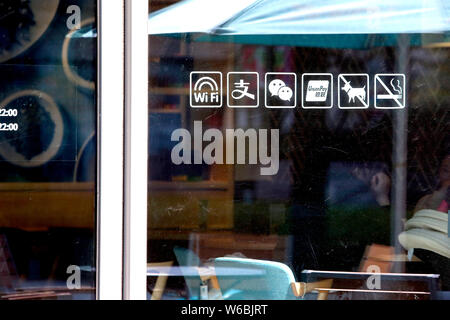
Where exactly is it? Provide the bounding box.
[147,261,173,300]
[0,234,17,292]
[173,247,226,300]
[0,234,71,300]
[291,279,334,300]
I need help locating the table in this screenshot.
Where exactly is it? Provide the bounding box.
[301,269,440,300]
[147,266,265,278]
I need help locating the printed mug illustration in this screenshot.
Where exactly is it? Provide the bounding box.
[265,73,297,108]
[338,74,369,109]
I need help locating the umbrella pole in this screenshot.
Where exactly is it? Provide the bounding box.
[391,34,409,273]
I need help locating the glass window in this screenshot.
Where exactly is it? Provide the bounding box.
[147,0,449,300]
[0,0,97,300]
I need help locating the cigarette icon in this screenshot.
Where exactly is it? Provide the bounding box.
[374,74,406,109]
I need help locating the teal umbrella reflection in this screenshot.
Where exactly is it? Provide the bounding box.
[148,0,450,48]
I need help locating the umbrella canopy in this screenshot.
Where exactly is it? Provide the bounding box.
[148,0,257,35]
[148,0,450,48]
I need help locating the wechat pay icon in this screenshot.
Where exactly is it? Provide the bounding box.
[268,79,293,101]
[265,73,297,108]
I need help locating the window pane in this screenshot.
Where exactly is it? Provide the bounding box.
[0,0,97,300]
[147,0,449,300]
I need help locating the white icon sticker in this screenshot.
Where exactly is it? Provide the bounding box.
[265,73,297,108]
[278,85,294,102]
[302,73,333,109]
[374,74,406,109]
[227,72,259,108]
[190,71,222,108]
[305,80,329,102]
[338,74,369,109]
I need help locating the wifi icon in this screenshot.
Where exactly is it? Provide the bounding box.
[190,72,223,108]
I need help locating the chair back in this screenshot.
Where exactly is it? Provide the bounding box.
[214,257,296,300]
[0,234,17,292]
[173,246,203,299]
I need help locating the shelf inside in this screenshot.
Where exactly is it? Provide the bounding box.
[149,108,181,113]
[149,87,189,95]
[0,182,94,192]
[149,180,231,191]
[149,86,227,97]
[0,182,95,230]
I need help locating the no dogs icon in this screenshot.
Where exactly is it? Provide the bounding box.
[338,74,369,109]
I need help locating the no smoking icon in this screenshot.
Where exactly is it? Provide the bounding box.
[375,74,406,109]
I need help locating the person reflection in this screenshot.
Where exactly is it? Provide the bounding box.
[404,154,450,291]
[415,155,450,213]
[323,162,392,271]
[352,166,391,207]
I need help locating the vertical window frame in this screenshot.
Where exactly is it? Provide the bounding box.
[97,0,125,300]
[123,0,149,300]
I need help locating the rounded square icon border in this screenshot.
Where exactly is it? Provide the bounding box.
[374,73,406,109]
[190,71,223,108]
[301,73,333,109]
[338,73,370,109]
[227,72,259,108]
[265,72,297,109]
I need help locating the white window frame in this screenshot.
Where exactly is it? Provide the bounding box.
[123,0,149,300]
[97,0,157,300]
[97,0,125,300]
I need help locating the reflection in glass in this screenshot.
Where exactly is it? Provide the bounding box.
[0,0,97,300]
[147,0,449,300]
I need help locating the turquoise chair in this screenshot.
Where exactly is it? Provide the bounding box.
[213,257,298,300]
[173,246,203,300]
[174,246,242,300]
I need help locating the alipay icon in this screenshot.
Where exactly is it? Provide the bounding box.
[227,72,259,108]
